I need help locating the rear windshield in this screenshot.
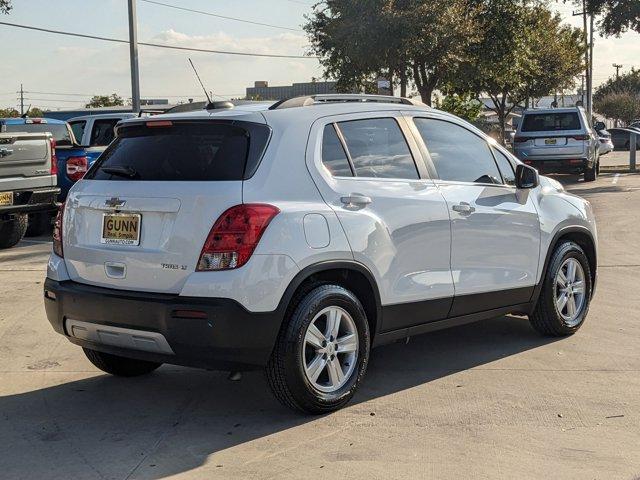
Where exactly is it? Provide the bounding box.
[85,121,271,181]
[4,123,73,144]
[521,112,582,132]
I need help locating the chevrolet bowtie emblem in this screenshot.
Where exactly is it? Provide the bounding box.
[105,197,126,208]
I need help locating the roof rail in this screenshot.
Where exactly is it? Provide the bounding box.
[269,94,425,110]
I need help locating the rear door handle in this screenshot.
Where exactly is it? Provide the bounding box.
[340,194,372,206]
[452,202,475,214]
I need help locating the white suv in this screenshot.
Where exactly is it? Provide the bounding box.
[44,95,598,414]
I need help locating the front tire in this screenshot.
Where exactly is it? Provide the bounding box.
[266,284,370,414]
[530,241,592,336]
[0,214,28,249]
[83,348,162,377]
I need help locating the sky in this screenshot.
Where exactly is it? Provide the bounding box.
[0,0,638,111]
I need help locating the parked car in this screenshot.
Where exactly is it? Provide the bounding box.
[0,130,59,248]
[597,130,614,155]
[0,117,89,207]
[44,95,598,414]
[607,127,640,150]
[68,112,137,150]
[513,107,600,181]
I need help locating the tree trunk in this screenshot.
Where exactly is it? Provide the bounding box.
[399,68,407,97]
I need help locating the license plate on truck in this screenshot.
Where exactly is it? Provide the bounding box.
[545,138,558,145]
[101,213,141,245]
[0,191,13,206]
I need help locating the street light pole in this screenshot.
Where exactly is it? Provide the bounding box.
[128,0,141,113]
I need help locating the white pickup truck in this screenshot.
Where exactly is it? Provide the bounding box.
[0,131,60,248]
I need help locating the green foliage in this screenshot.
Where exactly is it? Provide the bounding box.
[85,94,125,108]
[435,94,483,122]
[305,0,479,105]
[0,0,11,14]
[452,1,584,139]
[0,107,19,118]
[594,91,640,125]
[568,0,640,35]
[594,68,640,100]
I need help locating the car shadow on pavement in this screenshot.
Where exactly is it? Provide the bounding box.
[0,315,558,479]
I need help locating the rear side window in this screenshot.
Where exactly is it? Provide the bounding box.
[69,121,86,143]
[337,118,418,179]
[321,124,353,177]
[4,123,73,145]
[414,118,502,184]
[90,119,120,146]
[521,112,581,132]
[86,121,270,181]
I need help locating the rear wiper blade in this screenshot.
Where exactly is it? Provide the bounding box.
[101,165,139,179]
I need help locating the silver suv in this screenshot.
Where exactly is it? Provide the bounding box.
[514,107,600,181]
[44,95,598,414]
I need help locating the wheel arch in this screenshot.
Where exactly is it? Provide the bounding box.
[531,226,597,311]
[276,261,382,341]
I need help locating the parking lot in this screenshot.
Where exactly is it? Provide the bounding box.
[1,172,639,480]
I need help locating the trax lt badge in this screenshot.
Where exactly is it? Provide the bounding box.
[105,197,126,209]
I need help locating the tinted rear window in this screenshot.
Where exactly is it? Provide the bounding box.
[521,112,581,132]
[4,123,73,144]
[86,121,270,181]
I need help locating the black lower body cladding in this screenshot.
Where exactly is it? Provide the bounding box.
[43,278,283,371]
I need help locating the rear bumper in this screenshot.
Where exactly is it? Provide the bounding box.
[0,186,60,217]
[520,158,589,174]
[43,278,283,371]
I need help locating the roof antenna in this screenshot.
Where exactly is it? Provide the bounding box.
[189,58,212,106]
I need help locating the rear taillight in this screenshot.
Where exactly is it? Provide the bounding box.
[49,139,58,175]
[197,204,280,271]
[572,134,589,140]
[66,156,88,181]
[53,202,64,258]
[514,136,530,143]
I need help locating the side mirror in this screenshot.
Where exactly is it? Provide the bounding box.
[594,121,605,131]
[515,164,539,189]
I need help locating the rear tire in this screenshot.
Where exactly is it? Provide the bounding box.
[530,241,592,336]
[83,348,162,377]
[584,162,597,182]
[0,214,28,249]
[26,212,52,237]
[266,284,370,414]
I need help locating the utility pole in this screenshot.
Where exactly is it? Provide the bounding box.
[574,3,592,122]
[128,0,141,113]
[19,84,24,116]
[613,63,623,79]
[588,12,594,122]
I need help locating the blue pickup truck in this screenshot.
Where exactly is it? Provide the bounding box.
[0,117,101,234]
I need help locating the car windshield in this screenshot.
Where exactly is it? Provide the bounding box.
[521,112,581,132]
[4,122,73,144]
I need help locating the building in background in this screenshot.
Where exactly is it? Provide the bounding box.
[246,80,346,100]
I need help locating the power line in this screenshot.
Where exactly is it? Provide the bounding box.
[0,21,317,59]
[139,0,303,32]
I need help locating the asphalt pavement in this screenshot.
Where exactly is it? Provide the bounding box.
[1,172,639,480]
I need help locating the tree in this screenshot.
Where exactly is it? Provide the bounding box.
[0,107,19,118]
[305,0,479,105]
[0,1,11,14]
[453,1,584,141]
[594,68,640,99]
[434,93,483,122]
[568,0,640,35]
[85,94,125,108]
[595,91,640,124]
